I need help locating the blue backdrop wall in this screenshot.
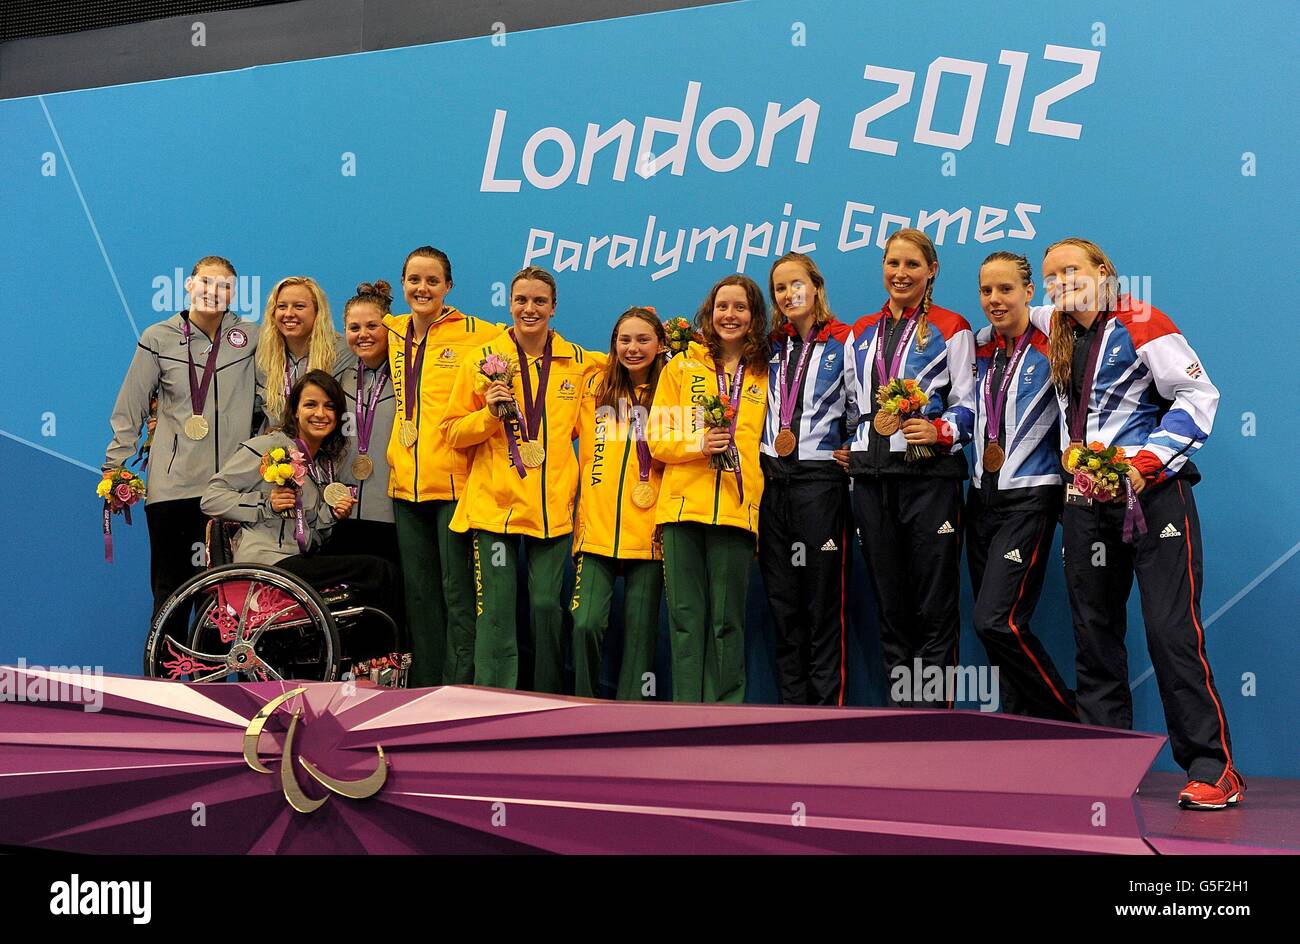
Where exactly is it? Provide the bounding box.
[2,0,1296,776]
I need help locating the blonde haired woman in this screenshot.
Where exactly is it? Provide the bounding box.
[1031,236,1240,811]
[759,252,852,705]
[255,276,351,430]
[839,228,976,708]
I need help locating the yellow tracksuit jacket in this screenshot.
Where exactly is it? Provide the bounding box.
[440,329,600,539]
[385,308,504,503]
[573,376,663,560]
[649,341,770,535]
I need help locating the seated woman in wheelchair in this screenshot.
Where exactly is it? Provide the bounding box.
[201,370,399,617]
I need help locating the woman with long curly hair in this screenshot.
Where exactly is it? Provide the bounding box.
[649,274,771,703]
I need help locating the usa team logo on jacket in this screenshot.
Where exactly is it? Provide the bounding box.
[226,327,248,348]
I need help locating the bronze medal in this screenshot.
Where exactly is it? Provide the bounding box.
[352,454,374,481]
[1062,441,1083,473]
[774,428,797,457]
[631,481,657,510]
[873,411,900,436]
[323,482,351,507]
[519,440,546,468]
[982,441,1005,473]
[399,420,419,448]
[183,414,209,441]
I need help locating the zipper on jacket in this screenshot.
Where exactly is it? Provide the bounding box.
[166,434,179,475]
[711,469,722,524]
[612,437,631,557]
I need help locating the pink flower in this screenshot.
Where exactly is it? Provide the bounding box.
[114,483,134,503]
[481,353,512,378]
[1073,471,1095,497]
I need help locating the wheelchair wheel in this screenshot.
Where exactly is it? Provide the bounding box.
[143,563,341,684]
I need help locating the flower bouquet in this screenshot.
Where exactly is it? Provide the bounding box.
[875,378,932,461]
[1063,442,1128,503]
[664,317,697,356]
[1064,441,1147,542]
[97,467,145,562]
[476,352,518,418]
[693,392,737,471]
[259,445,307,518]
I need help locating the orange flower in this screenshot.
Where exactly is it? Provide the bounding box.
[1089,441,1105,451]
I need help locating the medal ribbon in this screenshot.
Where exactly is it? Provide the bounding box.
[778,328,819,431]
[355,363,390,457]
[983,330,1031,446]
[714,359,747,504]
[513,331,554,443]
[402,322,428,424]
[1068,310,1111,444]
[291,438,335,554]
[630,401,652,484]
[182,314,223,419]
[1122,477,1148,544]
[873,306,921,387]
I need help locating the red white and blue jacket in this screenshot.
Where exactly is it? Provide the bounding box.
[843,301,976,478]
[760,318,852,481]
[1029,297,1218,482]
[971,324,1063,499]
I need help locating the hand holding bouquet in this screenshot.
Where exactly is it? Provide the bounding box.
[259,445,307,518]
[1064,442,1128,503]
[97,468,145,562]
[693,393,738,471]
[97,468,146,511]
[664,317,697,356]
[476,352,518,419]
[875,378,933,461]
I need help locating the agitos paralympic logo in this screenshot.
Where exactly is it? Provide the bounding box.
[243,687,388,813]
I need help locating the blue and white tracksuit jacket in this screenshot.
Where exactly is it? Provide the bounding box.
[760,318,851,481]
[1029,297,1219,483]
[971,324,1063,501]
[842,302,976,479]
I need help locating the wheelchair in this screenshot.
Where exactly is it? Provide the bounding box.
[142,520,411,688]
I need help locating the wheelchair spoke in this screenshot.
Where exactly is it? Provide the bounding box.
[164,636,229,665]
[245,602,300,648]
[190,665,235,684]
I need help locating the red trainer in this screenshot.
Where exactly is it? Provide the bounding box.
[1178,768,1246,811]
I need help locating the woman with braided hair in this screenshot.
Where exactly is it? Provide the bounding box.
[838,228,976,707]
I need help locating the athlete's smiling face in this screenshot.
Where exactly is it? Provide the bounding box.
[883,240,937,312]
[979,259,1033,336]
[295,382,338,448]
[186,265,235,317]
[615,315,662,378]
[404,256,451,319]
[511,278,555,345]
[345,302,388,366]
[772,260,814,323]
[712,285,753,346]
[274,284,318,346]
[1042,244,1107,314]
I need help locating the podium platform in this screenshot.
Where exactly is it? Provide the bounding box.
[0,667,1285,854]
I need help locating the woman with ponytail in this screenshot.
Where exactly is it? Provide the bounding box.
[1031,237,1242,810]
[759,253,852,706]
[386,246,504,688]
[329,280,398,563]
[838,228,976,707]
[570,307,667,699]
[255,276,347,431]
[965,252,1075,721]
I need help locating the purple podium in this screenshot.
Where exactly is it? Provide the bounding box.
[0,665,1164,854]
